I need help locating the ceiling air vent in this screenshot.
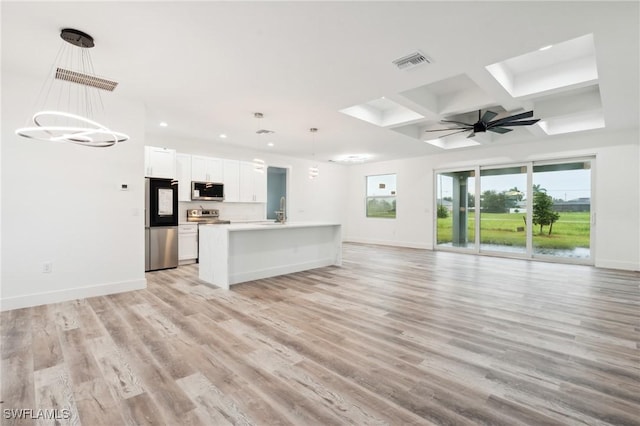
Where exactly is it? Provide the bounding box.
[256,129,275,135]
[392,51,431,70]
[55,67,118,91]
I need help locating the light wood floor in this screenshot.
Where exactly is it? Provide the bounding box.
[2,243,639,425]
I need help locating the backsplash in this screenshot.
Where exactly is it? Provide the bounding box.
[179,201,266,222]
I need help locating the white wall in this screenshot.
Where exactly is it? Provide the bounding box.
[345,129,640,271]
[146,134,350,226]
[1,71,147,310]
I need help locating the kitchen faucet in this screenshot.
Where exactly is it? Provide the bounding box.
[275,196,286,223]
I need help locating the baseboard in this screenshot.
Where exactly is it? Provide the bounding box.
[0,278,147,311]
[229,257,339,286]
[595,259,640,272]
[344,237,432,250]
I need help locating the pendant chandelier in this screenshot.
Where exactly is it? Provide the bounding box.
[252,112,272,172]
[15,28,129,147]
[309,127,319,179]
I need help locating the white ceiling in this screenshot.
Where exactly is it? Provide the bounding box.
[2,1,638,163]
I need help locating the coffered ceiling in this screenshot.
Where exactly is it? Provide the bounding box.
[2,1,638,163]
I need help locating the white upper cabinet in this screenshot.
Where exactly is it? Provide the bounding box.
[173,153,267,204]
[223,159,240,202]
[176,153,192,202]
[191,155,223,182]
[239,161,267,203]
[145,146,176,178]
[254,168,267,203]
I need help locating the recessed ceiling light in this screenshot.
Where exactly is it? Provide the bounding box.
[159,121,168,127]
[219,133,227,139]
[539,45,553,51]
[267,142,274,147]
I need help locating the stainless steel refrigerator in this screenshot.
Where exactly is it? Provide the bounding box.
[145,177,179,271]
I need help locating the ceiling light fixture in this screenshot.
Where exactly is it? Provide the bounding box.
[333,154,370,164]
[252,112,267,173]
[309,127,319,179]
[15,28,128,147]
[219,133,227,139]
[424,109,540,139]
[267,142,274,147]
[159,122,168,127]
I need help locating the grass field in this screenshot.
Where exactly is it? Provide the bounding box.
[437,212,590,249]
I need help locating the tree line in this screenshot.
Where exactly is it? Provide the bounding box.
[438,185,559,235]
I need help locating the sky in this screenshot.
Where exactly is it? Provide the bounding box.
[438,169,591,201]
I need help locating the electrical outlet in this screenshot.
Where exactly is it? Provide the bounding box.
[42,261,53,273]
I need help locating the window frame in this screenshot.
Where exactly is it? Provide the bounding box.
[365,173,397,219]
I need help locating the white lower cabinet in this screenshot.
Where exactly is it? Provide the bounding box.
[178,224,198,264]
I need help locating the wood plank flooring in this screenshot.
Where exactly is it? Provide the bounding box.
[2,243,639,425]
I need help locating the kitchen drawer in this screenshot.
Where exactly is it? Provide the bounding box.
[179,224,198,234]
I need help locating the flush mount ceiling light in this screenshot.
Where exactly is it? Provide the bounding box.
[309,127,319,180]
[332,154,371,164]
[15,28,129,147]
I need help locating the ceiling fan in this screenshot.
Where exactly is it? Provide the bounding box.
[425,109,540,139]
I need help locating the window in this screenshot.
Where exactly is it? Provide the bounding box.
[366,174,396,218]
[434,158,593,264]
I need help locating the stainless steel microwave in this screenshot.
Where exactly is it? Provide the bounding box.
[191,181,224,201]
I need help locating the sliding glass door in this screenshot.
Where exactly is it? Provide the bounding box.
[532,161,592,259]
[436,170,475,249]
[435,158,593,264]
[479,166,527,254]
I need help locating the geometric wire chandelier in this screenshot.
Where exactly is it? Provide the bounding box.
[15,28,129,147]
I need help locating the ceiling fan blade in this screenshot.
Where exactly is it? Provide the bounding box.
[432,129,470,138]
[441,120,474,127]
[424,127,466,132]
[466,131,476,138]
[488,110,534,126]
[481,110,498,123]
[497,119,541,127]
[488,127,513,134]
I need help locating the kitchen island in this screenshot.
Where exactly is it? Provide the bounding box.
[198,222,342,289]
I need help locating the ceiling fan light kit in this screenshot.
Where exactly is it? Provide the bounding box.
[15,28,129,147]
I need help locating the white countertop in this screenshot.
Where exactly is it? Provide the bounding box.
[199,221,341,232]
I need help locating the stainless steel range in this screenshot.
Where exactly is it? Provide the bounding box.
[186,208,231,224]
